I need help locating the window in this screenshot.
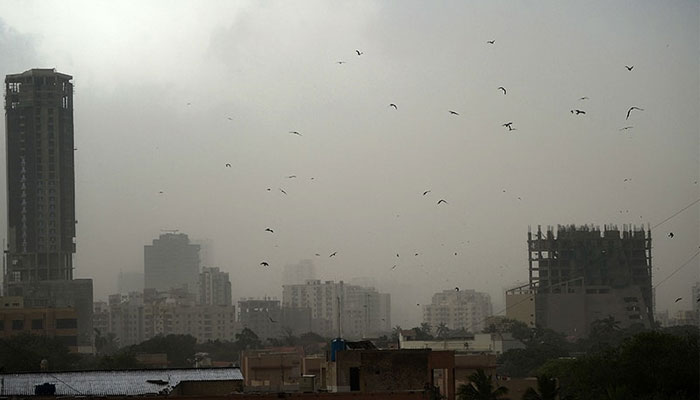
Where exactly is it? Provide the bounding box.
[12,320,24,330]
[32,319,44,329]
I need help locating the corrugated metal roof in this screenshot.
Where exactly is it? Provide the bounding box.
[0,367,243,396]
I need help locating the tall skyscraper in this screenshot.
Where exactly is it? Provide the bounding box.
[3,69,92,349]
[144,232,200,293]
[4,69,76,286]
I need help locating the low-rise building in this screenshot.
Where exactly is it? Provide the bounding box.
[0,306,79,351]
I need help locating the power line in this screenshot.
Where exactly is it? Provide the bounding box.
[651,197,700,230]
[653,250,700,289]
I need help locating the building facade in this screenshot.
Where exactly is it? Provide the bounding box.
[527,224,654,337]
[198,266,231,306]
[144,233,200,294]
[4,69,76,286]
[282,280,391,338]
[423,289,492,334]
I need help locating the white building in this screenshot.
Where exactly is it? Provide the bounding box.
[198,266,232,306]
[423,289,492,333]
[282,280,390,338]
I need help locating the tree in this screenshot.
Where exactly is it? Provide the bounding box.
[436,322,451,339]
[391,325,402,342]
[235,328,262,350]
[130,334,196,367]
[522,375,559,400]
[94,329,119,356]
[0,333,78,372]
[457,369,509,400]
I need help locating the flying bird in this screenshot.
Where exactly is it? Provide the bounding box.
[286,175,296,179]
[674,297,682,303]
[668,232,674,238]
[391,265,397,270]
[437,199,448,205]
[502,122,514,130]
[268,316,277,323]
[315,253,321,257]
[260,261,269,267]
[619,126,633,131]
[329,251,337,257]
[579,97,589,100]
[265,228,274,233]
[448,110,460,115]
[625,65,634,71]
[487,40,495,44]
[389,103,397,109]
[336,61,346,64]
[455,287,460,292]
[227,117,233,120]
[356,49,363,56]
[158,191,164,194]
[423,190,431,196]
[279,188,287,195]
[396,253,400,258]
[289,131,302,136]
[498,86,506,95]
[571,109,586,115]
[225,163,231,167]
[626,107,644,120]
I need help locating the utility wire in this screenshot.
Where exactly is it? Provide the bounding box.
[651,197,700,230]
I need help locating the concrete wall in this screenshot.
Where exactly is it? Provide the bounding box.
[172,379,244,396]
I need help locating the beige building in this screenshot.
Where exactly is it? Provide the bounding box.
[505,284,536,327]
[423,289,492,333]
[0,303,80,351]
[283,280,390,338]
[99,288,236,346]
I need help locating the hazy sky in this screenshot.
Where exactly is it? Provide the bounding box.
[1,0,698,327]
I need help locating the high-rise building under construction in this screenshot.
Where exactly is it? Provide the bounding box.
[507,224,653,338]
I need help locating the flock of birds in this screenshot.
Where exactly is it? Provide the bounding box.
[178,39,696,311]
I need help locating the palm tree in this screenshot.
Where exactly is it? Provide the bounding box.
[522,375,559,400]
[457,369,509,400]
[436,322,451,339]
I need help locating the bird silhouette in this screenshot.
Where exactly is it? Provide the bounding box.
[668,232,674,238]
[279,188,287,195]
[486,40,495,44]
[225,163,231,167]
[396,253,400,258]
[265,228,274,233]
[626,107,644,120]
[498,87,506,95]
[158,191,164,194]
[619,126,633,131]
[389,103,397,109]
[579,97,589,100]
[391,265,397,270]
[423,190,431,196]
[571,109,586,115]
[448,110,459,115]
[455,287,460,292]
[437,199,448,205]
[625,65,634,71]
[286,175,297,179]
[289,131,302,136]
[268,316,277,323]
[336,61,346,64]
[260,261,269,267]
[502,122,514,130]
[356,49,363,56]
[329,251,337,257]
[674,297,682,303]
[227,117,233,120]
[315,253,321,256]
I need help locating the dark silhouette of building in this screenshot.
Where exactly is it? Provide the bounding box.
[144,232,200,294]
[525,224,653,337]
[4,69,76,285]
[3,69,92,349]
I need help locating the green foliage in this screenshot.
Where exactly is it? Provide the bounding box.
[498,327,569,377]
[537,330,699,400]
[457,369,509,400]
[0,333,78,372]
[129,334,196,367]
[522,375,560,400]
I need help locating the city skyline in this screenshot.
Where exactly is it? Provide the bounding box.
[0,1,697,328]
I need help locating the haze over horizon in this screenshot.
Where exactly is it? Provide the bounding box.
[1,0,697,328]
